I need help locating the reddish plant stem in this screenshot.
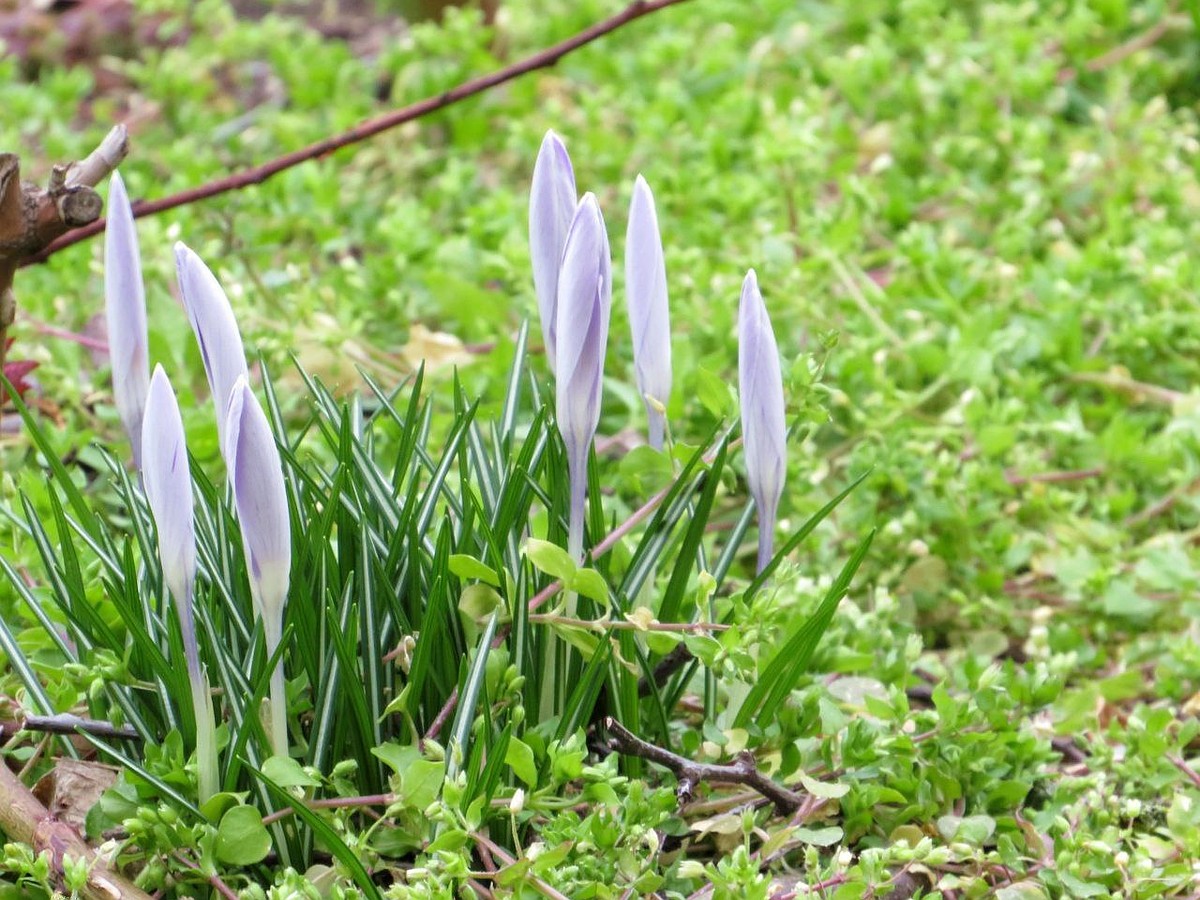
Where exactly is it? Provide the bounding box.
[173,852,240,900]
[1003,466,1105,486]
[1169,755,1200,790]
[260,791,395,826]
[28,0,696,265]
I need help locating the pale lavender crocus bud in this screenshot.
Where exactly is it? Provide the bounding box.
[738,269,787,574]
[142,365,218,800]
[625,175,671,450]
[104,171,150,469]
[529,130,577,372]
[555,193,611,583]
[174,242,248,458]
[224,375,291,756]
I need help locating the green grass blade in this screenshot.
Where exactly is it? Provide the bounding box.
[734,529,876,729]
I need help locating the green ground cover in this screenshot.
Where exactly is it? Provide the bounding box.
[2,0,1200,896]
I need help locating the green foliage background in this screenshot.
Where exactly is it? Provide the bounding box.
[1,0,1200,896]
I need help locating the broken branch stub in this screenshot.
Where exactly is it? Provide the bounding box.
[0,125,128,372]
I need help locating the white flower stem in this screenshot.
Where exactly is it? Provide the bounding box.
[186,659,219,802]
[565,447,588,615]
[177,590,218,800]
[541,445,589,719]
[262,611,288,758]
[647,409,665,452]
[756,497,777,575]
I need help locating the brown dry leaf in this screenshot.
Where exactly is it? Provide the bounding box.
[1182,691,1200,717]
[399,324,474,374]
[33,758,120,830]
[281,313,404,396]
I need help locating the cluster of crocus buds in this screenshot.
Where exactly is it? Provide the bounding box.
[530,132,787,575]
[554,193,612,579]
[105,175,294,782]
[172,244,291,756]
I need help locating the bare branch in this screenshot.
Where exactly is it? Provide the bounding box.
[0,128,126,374]
[603,717,805,815]
[0,762,153,900]
[29,0,695,264]
[0,713,140,742]
[64,125,130,189]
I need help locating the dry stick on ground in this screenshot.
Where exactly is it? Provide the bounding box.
[603,717,805,815]
[28,0,695,265]
[0,126,128,371]
[0,713,140,742]
[0,761,153,900]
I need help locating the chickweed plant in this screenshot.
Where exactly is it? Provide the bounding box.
[0,134,869,895]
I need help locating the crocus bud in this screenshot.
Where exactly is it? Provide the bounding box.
[555,192,611,566]
[625,175,671,450]
[175,242,248,457]
[529,130,577,372]
[142,364,218,800]
[142,365,196,632]
[224,375,291,755]
[104,171,150,469]
[737,269,786,574]
[224,377,291,620]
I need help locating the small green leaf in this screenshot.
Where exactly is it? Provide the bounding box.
[523,538,576,582]
[618,445,674,492]
[372,743,419,776]
[449,554,500,587]
[505,737,538,788]
[215,805,271,865]
[644,631,682,655]
[459,583,504,623]
[936,814,996,846]
[795,825,844,847]
[681,634,722,665]
[261,755,320,788]
[529,841,572,876]
[570,568,609,606]
[695,367,736,418]
[400,760,444,809]
[796,773,850,799]
[198,792,242,824]
[552,621,600,659]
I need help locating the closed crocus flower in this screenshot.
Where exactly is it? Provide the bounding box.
[175,242,248,457]
[104,171,150,469]
[738,269,787,574]
[625,175,671,450]
[225,375,291,756]
[529,130,577,372]
[142,365,218,800]
[555,193,611,568]
[142,366,197,609]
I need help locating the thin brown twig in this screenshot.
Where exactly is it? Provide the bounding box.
[470,831,570,900]
[260,791,396,826]
[1084,11,1188,73]
[1168,755,1200,790]
[528,612,727,633]
[603,716,805,815]
[1003,466,1104,486]
[173,852,240,900]
[0,712,140,742]
[1069,371,1183,406]
[1124,474,1200,527]
[28,0,696,265]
